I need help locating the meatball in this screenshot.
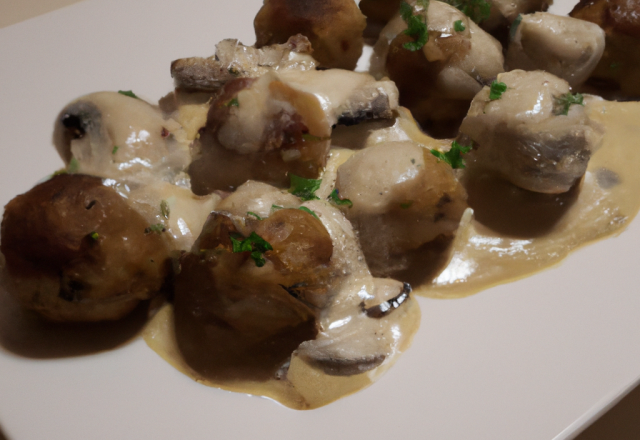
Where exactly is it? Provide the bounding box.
[370,0,504,137]
[335,140,468,275]
[254,0,367,70]
[506,12,606,87]
[570,0,640,97]
[1,174,172,322]
[459,70,604,193]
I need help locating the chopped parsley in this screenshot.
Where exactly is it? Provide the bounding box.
[553,92,584,116]
[298,206,319,219]
[247,211,262,220]
[489,81,507,101]
[329,189,353,208]
[160,200,170,220]
[112,145,119,155]
[224,97,239,107]
[288,174,321,201]
[400,201,414,209]
[118,90,139,99]
[442,0,491,24]
[228,66,240,76]
[302,133,328,142]
[145,223,166,234]
[454,19,466,32]
[400,0,429,52]
[89,231,100,241]
[68,157,79,173]
[230,232,273,267]
[51,168,67,177]
[510,14,523,40]
[431,140,472,169]
[271,204,284,211]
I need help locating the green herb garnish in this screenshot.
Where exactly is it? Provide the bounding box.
[230,232,273,267]
[288,174,322,201]
[161,200,170,220]
[400,0,429,52]
[112,145,119,155]
[454,19,466,32]
[510,14,523,40]
[298,206,319,219]
[489,81,507,101]
[118,90,139,99]
[442,0,491,24]
[89,231,100,241]
[224,97,239,107]
[145,223,165,234]
[68,157,79,173]
[329,189,353,208]
[553,92,584,116]
[247,211,262,220]
[400,201,414,209]
[51,168,67,177]
[431,140,472,169]
[271,204,284,211]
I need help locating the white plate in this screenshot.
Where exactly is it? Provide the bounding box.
[1,1,639,439]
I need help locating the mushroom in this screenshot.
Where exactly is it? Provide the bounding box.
[335,140,468,276]
[170,34,318,92]
[459,70,604,193]
[0,174,172,322]
[370,0,504,137]
[254,0,367,70]
[506,12,606,88]
[53,92,190,183]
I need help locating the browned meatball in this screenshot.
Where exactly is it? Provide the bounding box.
[174,209,333,380]
[188,76,331,194]
[254,0,367,70]
[1,174,171,322]
[571,0,640,97]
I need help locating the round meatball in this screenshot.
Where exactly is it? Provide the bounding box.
[1,174,172,322]
[335,140,468,275]
[254,0,367,70]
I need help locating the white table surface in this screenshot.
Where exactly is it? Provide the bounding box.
[1,1,639,439]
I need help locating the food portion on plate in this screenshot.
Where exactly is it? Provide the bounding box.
[2,0,640,409]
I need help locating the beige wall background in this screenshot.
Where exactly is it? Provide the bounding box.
[1,0,639,438]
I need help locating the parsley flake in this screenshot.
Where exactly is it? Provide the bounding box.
[454,20,466,32]
[510,14,523,40]
[68,157,79,173]
[553,92,584,116]
[230,232,273,267]
[247,211,262,220]
[271,204,284,211]
[400,201,414,209]
[89,231,100,241]
[288,174,322,201]
[112,145,119,155]
[145,223,166,234]
[224,97,239,107]
[400,0,429,52]
[431,140,472,169]
[489,81,507,101]
[329,189,353,208]
[118,90,139,99]
[160,200,170,220]
[298,206,319,219]
[443,0,491,24]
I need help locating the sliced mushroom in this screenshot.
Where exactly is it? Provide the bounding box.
[370,0,504,137]
[53,92,190,183]
[170,35,318,92]
[1,174,172,322]
[254,0,367,70]
[506,12,606,87]
[459,70,604,193]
